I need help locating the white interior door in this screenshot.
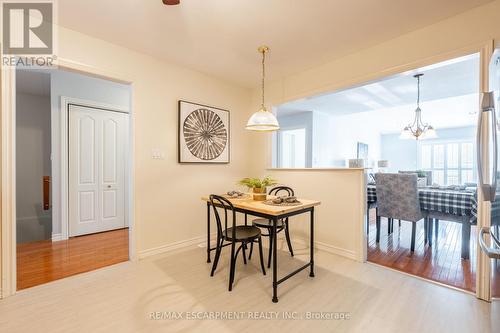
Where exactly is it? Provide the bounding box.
[69,104,128,237]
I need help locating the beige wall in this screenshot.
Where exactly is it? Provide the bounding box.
[56,27,259,255]
[250,0,500,260]
[266,169,365,260]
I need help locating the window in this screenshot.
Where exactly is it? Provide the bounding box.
[419,141,475,185]
[278,128,306,168]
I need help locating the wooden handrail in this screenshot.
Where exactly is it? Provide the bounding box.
[43,176,50,210]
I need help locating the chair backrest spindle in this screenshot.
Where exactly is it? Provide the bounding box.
[209,194,236,238]
[269,186,295,197]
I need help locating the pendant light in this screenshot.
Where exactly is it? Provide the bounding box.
[246,46,280,131]
[400,73,437,140]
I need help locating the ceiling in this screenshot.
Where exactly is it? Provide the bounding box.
[57,0,492,87]
[277,53,480,116]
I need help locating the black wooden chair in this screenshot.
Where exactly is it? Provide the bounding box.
[209,195,266,291]
[249,186,295,268]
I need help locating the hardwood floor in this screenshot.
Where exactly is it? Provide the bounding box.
[16,228,129,290]
[367,209,500,295]
[2,246,498,332]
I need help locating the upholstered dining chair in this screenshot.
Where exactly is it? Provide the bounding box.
[209,195,266,291]
[249,186,295,268]
[375,173,427,252]
[398,170,433,185]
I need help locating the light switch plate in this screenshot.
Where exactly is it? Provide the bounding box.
[152,149,165,160]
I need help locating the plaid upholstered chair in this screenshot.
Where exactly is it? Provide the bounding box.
[375,173,427,252]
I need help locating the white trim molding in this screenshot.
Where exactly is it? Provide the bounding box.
[138,235,215,259]
[1,66,17,297]
[292,237,357,261]
[58,96,130,241]
[51,233,63,242]
[1,57,136,299]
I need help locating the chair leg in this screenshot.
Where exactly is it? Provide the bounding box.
[242,241,247,265]
[366,208,370,235]
[410,222,416,252]
[284,220,294,257]
[258,237,266,275]
[267,228,273,268]
[434,219,439,239]
[210,237,223,277]
[376,215,381,243]
[390,218,394,233]
[424,218,428,244]
[248,241,254,260]
[398,219,401,228]
[387,218,391,234]
[428,219,433,247]
[228,241,237,291]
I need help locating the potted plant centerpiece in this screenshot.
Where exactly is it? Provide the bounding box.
[238,176,277,201]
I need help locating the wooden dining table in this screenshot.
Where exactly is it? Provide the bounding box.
[367,184,477,258]
[201,195,321,303]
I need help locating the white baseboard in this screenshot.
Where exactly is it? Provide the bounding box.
[138,234,214,259]
[138,233,357,261]
[293,237,357,261]
[51,233,63,242]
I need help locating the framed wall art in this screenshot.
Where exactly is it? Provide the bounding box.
[178,100,230,163]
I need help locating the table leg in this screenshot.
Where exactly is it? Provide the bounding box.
[272,216,278,303]
[310,207,315,278]
[461,218,470,259]
[207,202,211,263]
[428,218,433,247]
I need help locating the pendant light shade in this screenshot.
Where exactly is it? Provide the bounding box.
[246,46,280,132]
[245,107,280,131]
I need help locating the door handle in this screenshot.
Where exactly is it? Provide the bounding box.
[478,227,500,259]
[490,97,498,201]
[477,92,497,201]
[43,176,50,210]
[477,96,485,197]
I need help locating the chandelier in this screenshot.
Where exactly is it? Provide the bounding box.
[400,74,437,140]
[245,46,280,131]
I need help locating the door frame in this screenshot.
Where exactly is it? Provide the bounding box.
[1,58,136,298]
[61,97,130,240]
[329,41,495,300]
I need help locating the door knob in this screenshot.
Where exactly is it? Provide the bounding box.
[107,185,112,188]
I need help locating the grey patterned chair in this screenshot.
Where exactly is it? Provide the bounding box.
[375,173,427,252]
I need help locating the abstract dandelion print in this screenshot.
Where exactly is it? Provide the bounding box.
[178,101,230,163]
[183,109,227,160]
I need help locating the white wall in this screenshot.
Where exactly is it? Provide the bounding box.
[306,93,479,168]
[16,93,52,243]
[251,1,500,261]
[50,69,131,238]
[311,111,333,167]
[275,111,313,167]
[328,112,382,168]
[381,125,477,174]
